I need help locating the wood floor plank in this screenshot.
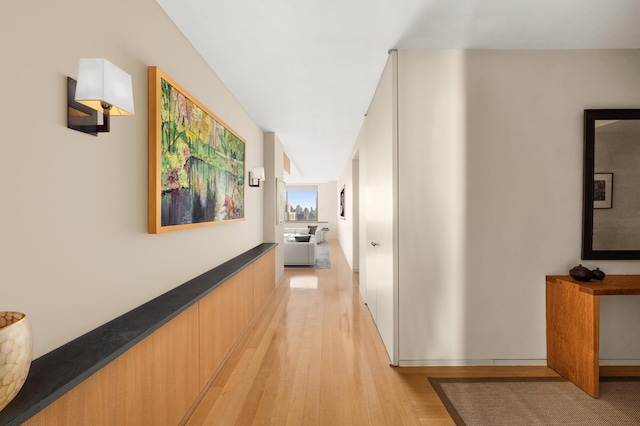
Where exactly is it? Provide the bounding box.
[302,292,322,425]
[182,386,223,426]
[200,349,257,425]
[227,291,296,425]
[285,296,314,425]
[247,292,291,425]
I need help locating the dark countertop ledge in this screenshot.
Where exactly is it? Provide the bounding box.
[0,243,277,426]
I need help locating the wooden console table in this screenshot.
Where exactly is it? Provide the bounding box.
[546,275,640,398]
[0,244,276,426]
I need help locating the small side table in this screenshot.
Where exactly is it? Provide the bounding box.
[321,227,329,243]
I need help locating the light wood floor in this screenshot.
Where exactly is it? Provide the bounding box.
[182,240,632,425]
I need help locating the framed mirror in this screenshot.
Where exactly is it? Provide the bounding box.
[582,109,640,260]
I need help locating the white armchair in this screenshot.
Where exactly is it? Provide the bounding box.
[283,226,319,266]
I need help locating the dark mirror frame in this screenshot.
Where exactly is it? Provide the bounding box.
[582,108,640,260]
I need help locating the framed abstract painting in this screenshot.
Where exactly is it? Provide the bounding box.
[148,67,245,233]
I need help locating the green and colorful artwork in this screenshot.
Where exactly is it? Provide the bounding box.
[148,67,245,233]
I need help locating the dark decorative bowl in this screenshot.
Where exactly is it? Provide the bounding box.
[591,268,606,280]
[569,264,593,282]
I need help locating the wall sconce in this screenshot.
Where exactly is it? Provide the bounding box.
[67,58,135,136]
[248,166,265,187]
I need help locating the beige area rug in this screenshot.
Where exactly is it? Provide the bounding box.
[429,377,640,426]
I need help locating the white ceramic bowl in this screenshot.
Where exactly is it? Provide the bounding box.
[0,312,33,412]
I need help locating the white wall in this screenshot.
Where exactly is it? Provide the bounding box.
[337,160,354,269]
[397,49,640,365]
[337,148,361,273]
[318,181,339,239]
[1,0,264,357]
[352,158,360,272]
[354,127,370,303]
[363,52,399,362]
[263,133,285,282]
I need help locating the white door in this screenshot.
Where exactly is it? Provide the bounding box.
[364,52,398,364]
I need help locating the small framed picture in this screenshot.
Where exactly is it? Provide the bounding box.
[339,185,345,219]
[594,173,613,209]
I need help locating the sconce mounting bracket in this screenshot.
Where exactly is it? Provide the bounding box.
[67,77,110,136]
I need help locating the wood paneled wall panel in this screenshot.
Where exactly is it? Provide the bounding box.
[546,278,599,397]
[253,250,276,314]
[25,305,200,426]
[199,266,255,388]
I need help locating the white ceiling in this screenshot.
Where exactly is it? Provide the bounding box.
[156,0,640,183]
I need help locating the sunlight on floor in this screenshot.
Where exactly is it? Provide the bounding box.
[289,275,318,289]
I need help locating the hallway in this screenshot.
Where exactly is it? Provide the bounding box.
[183,240,554,425]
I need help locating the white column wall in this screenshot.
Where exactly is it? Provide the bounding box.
[397,50,468,363]
[263,132,285,282]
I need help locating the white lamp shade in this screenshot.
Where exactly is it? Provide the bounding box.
[253,167,265,181]
[75,58,135,116]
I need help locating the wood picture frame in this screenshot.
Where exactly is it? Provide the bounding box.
[148,67,245,233]
[582,109,640,260]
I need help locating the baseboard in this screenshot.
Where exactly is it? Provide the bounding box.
[398,359,548,367]
[398,358,640,367]
[601,359,640,366]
